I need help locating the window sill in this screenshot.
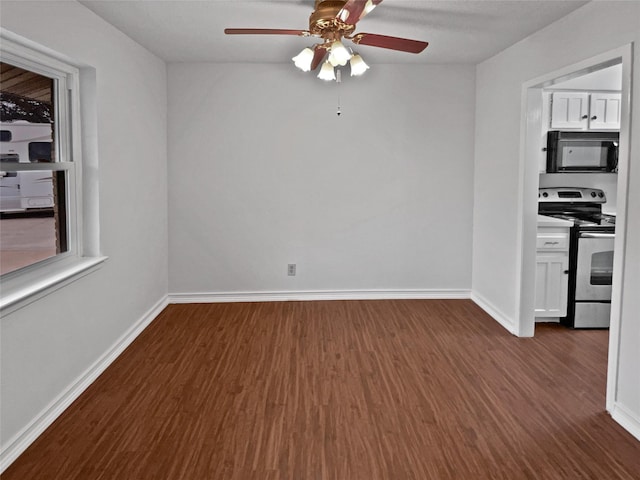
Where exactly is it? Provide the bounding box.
[1,256,107,315]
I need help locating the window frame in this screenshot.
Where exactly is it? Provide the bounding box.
[0,33,105,314]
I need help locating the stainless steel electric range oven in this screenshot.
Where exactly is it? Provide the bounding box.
[538,187,615,328]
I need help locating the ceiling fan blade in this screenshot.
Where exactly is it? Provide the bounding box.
[337,0,384,25]
[350,33,428,54]
[310,45,329,71]
[224,28,309,36]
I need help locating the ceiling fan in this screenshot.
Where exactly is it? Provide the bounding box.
[224,0,429,81]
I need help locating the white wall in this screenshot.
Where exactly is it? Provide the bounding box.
[473,1,640,435]
[0,0,168,458]
[552,63,622,90]
[168,63,475,296]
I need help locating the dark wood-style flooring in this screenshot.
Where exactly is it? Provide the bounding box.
[4,300,640,479]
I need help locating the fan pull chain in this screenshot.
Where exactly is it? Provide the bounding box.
[336,68,342,117]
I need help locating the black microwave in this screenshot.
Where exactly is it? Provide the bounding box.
[546,130,619,173]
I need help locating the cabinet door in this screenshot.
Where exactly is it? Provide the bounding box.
[589,93,621,130]
[550,92,589,129]
[535,254,569,317]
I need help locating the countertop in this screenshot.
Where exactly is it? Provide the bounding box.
[537,214,573,228]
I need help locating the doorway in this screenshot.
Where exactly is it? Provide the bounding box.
[519,45,632,413]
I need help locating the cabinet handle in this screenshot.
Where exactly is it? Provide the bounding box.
[582,115,588,119]
[563,270,569,274]
[591,115,597,120]
[544,241,559,245]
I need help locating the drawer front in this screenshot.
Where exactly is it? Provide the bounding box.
[537,233,569,250]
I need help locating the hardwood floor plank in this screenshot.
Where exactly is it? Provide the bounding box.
[4,300,639,479]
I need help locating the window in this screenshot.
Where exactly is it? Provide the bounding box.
[0,33,104,312]
[1,63,61,274]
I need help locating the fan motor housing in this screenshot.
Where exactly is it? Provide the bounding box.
[309,0,356,39]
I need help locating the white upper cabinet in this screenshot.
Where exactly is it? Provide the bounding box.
[589,93,621,130]
[550,92,589,129]
[550,91,621,130]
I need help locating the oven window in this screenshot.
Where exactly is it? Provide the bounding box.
[590,250,614,285]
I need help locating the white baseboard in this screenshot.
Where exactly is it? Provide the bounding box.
[0,295,169,473]
[610,402,640,442]
[470,291,517,335]
[168,289,472,304]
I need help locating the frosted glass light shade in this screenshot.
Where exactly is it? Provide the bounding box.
[364,0,377,15]
[350,54,369,76]
[318,61,336,81]
[292,47,314,72]
[328,40,351,67]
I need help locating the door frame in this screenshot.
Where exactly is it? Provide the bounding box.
[517,44,632,413]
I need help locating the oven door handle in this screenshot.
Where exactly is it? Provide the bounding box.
[579,232,616,239]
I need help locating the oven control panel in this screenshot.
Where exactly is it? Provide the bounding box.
[538,187,606,203]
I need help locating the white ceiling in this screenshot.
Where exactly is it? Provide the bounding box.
[79,0,588,65]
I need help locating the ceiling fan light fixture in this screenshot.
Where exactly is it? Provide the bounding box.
[364,0,377,15]
[225,0,430,82]
[318,60,336,81]
[292,47,315,72]
[328,40,351,67]
[350,54,369,76]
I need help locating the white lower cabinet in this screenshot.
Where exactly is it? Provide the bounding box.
[535,226,570,321]
[535,254,569,317]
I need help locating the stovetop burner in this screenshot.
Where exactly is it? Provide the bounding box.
[592,213,616,226]
[548,212,616,227]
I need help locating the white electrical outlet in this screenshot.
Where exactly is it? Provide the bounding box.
[287,264,296,276]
